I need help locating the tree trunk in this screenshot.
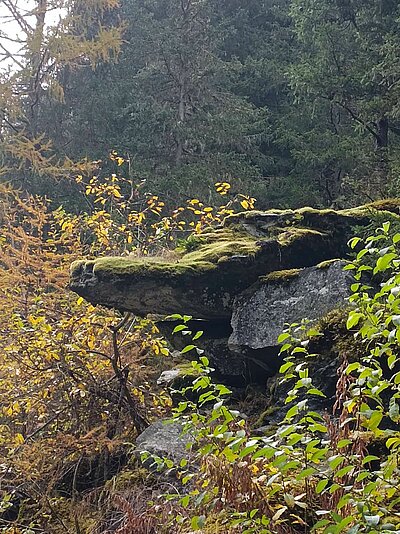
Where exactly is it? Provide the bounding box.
[175,76,186,166]
[371,116,389,198]
[29,0,47,136]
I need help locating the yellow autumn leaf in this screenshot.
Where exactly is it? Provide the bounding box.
[15,433,25,445]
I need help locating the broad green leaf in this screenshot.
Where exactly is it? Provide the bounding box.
[315,479,329,494]
[181,344,196,354]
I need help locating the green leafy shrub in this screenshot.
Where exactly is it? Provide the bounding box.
[151,223,400,533]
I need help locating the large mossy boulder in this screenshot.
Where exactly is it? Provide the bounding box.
[69,202,400,319]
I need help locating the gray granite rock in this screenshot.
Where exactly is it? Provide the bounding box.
[136,420,193,462]
[229,260,353,350]
[157,369,182,386]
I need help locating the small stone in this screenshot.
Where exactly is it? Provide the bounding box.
[157,369,182,386]
[136,420,193,462]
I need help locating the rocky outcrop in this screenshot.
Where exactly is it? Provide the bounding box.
[69,201,400,391]
[70,203,398,319]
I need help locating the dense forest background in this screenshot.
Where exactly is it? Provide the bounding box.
[2,0,400,208]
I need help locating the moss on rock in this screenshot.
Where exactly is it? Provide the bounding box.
[71,228,259,281]
[260,269,302,283]
[316,258,344,269]
[179,228,260,264]
[70,201,400,318]
[277,227,325,246]
[84,256,216,277]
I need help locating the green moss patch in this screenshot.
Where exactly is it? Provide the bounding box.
[277,227,326,246]
[260,268,302,283]
[182,228,260,264]
[316,258,343,269]
[71,228,261,281]
[363,198,400,214]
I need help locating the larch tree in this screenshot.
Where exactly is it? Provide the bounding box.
[0,0,123,192]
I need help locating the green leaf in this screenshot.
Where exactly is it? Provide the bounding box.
[173,324,187,333]
[239,444,258,458]
[308,388,326,397]
[292,346,307,354]
[335,465,354,478]
[315,479,329,494]
[364,410,383,430]
[296,467,316,480]
[311,519,331,531]
[252,447,275,460]
[329,455,345,470]
[389,397,400,422]
[338,516,355,530]
[337,439,352,449]
[277,332,291,343]
[349,237,361,249]
[388,353,397,369]
[191,515,206,530]
[362,455,380,465]
[192,330,204,340]
[374,253,397,273]
[285,405,298,420]
[355,471,369,482]
[346,362,360,374]
[181,344,196,354]
[181,495,190,507]
[347,312,364,329]
[279,361,294,373]
[199,355,209,366]
[309,423,327,433]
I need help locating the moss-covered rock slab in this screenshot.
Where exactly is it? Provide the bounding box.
[69,201,400,318]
